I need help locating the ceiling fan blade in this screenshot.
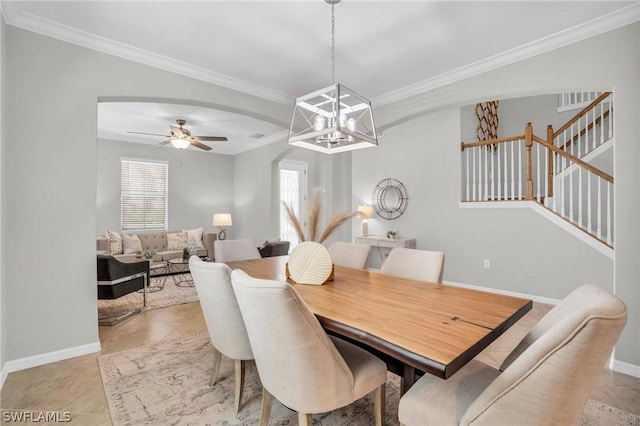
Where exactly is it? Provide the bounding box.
[157,139,173,146]
[192,136,228,142]
[127,131,170,137]
[190,140,212,151]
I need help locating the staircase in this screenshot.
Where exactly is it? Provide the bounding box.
[461,92,614,249]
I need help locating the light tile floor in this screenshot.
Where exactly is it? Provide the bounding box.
[1,302,638,425]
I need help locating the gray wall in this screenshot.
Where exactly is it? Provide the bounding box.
[3,25,289,362]
[0,14,6,381]
[232,137,353,247]
[96,138,233,236]
[367,21,639,368]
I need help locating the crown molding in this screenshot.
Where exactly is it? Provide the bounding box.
[373,2,640,107]
[1,2,293,105]
[3,2,639,108]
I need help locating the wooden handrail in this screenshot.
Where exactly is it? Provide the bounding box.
[532,134,613,183]
[461,134,525,151]
[553,91,612,138]
[562,109,612,150]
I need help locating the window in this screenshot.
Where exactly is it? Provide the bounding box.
[121,158,168,231]
[279,160,307,249]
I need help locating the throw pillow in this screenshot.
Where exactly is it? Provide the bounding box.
[167,231,188,251]
[183,227,205,248]
[122,233,143,254]
[106,230,123,255]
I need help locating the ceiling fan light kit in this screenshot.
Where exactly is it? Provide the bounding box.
[288,0,378,154]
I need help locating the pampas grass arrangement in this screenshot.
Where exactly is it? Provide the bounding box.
[283,188,356,244]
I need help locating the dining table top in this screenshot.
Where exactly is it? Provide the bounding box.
[225,256,532,380]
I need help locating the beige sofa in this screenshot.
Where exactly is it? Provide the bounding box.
[97,229,217,262]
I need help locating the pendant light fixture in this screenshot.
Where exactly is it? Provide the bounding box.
[288,0,378,154]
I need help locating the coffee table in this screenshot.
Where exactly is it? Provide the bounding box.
[167,258,193,287]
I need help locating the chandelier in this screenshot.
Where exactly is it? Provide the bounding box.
[288,0,378,154]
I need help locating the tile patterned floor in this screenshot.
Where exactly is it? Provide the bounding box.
[1,302,638,425]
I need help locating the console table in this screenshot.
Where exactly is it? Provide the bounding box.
[354,235,416,249]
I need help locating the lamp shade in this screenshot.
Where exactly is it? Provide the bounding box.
[357,204,374,219]
[213,213,232,227]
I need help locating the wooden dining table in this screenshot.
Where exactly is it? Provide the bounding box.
[225,256,532,391]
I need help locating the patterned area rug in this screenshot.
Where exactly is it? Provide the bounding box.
[98,333,640,426]
[98,275,198,321]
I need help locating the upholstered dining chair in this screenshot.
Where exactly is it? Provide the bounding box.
[398,284,627,426]
[328,241,371,269]
[231,269,387,426]
[380,247,445,283]
[213,238,261,262]
[189,257,254,412]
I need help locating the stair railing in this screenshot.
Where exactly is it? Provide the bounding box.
[552,91,613,162]
[462,123,614,246]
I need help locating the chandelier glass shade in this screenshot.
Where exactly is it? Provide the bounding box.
[288,0,378,154]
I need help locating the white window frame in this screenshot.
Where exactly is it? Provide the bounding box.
[279,160,308,250]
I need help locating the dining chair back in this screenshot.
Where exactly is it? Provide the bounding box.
[189,257,254,412]
[398,284,628,426]
[328,241,371,269]
[214,239,261,262]
[381,247,445,283]
[231,269,387,426]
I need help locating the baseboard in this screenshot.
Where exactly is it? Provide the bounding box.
[443,279,562,305]
[612,359,640,379]
[444,279,639,378]
[0,362,8,389]
[4,341,101,375]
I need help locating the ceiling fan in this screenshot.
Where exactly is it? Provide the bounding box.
[127,119,228,151]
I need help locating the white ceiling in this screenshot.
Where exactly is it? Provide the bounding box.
[4,1,639,155]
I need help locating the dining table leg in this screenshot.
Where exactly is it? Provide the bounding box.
[401,365,416,394]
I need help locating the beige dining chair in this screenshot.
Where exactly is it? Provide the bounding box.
[381,247,445,283]
[398,284,627,426]
[213,238,261,262]
[189,257,254,412]
[328,241,371,269]
[230,269,387,426]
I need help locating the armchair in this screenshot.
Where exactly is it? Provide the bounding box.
[97,254,149,325]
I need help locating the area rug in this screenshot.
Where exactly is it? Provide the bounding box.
[98,333,640,426]
[98,275,198,321]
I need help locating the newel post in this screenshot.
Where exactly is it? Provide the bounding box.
[547,125,554,197]
[525,123,534,200]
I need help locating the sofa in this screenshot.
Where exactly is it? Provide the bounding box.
[97,228,217,262]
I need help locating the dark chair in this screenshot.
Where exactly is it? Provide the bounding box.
[258,240,290,257]
[97,254,149,325]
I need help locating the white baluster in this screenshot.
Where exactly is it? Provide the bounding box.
[472,147,476,201]
[510,141,515,200]
[608,96,613,139]
[591,106,596,151]
[553,152,558,212]
[465,148,470,201]
[518,139,523,200]
[607,182,612,245]
[569,154,574,222]
[497,145,501,200]
[600,102,605,144]
[491,147,495,200]
[536,142,540,202]
[504,142,508,200]
[544,144,549,206]
[587,171,592,234]
[561,153,566,217]
[597,179,602,240]
[578,167,583,227]
[484,146,488,201]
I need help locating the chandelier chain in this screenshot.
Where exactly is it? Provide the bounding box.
[331,1,336,84]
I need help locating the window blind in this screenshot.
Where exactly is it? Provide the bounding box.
[121,158,168,231]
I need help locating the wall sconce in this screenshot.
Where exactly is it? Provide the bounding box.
[357,205,374,237]
[212,213,232,240]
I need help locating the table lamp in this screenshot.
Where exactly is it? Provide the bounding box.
[213,213,232,240]
[357,205,374,237]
